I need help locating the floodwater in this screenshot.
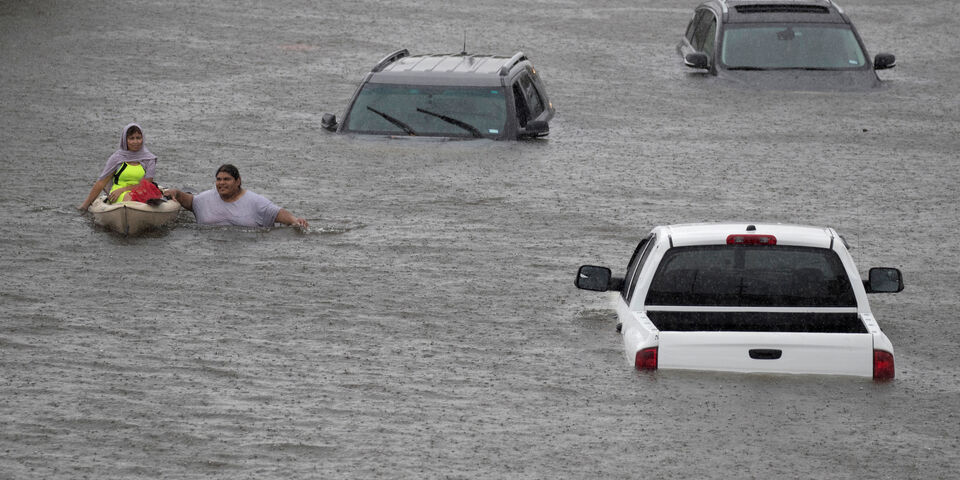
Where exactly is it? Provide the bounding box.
[2,0,959,478]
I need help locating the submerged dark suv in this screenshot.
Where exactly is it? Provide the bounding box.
[678,0,896,90]
[322,49,555,140]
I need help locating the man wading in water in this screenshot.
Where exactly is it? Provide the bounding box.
[164,164,308,228]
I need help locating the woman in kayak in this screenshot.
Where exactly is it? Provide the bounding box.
[78,123,158,210]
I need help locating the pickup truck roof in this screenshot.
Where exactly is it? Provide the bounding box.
[660,223,837,249]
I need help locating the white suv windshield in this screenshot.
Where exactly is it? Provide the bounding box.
[721,24,866,69]
[344,84,507,137]
[646,245,857,307]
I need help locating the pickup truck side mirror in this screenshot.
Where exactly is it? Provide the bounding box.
[321,113,338,132]
[520,120,549,138]
[576,265,624,292]
[684,52,710,70]
[874,53,896,70]
[865,267,904,293]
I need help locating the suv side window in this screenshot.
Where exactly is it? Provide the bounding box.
[684,21,694,43]
[687,11,705,45]
[621,234,656,302]
[701,16,717,59]
[513,83,530,126]
[691,10,717,54]
[513,72,546,128]
[519,73,545,119]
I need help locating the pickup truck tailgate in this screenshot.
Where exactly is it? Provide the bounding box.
[658,331,875,377]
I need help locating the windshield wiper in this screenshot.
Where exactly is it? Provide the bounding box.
[727,66,842,71]
[366,106,417,136]
[416,108,483,138]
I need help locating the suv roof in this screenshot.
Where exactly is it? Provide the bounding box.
[366,49,533,87]
[713,0,850,23]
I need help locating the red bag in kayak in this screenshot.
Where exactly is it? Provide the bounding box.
[127,179,164,203]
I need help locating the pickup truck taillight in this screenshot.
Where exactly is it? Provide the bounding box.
[635,347,658,370]
[873,350,895,380]
[726,234,776,245]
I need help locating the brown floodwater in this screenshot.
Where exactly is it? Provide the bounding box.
[1,0,958,477]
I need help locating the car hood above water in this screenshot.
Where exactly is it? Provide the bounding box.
[717,68,883,92]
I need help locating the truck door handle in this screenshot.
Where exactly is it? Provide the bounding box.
[749,349,782,360]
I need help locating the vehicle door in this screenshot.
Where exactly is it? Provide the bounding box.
[678,10,705,57]
[617,234,660,354]
[679,8,719,69]
[621,234,657,307]
[511,70,548,129]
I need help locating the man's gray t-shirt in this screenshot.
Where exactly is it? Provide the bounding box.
[192,189,281,227]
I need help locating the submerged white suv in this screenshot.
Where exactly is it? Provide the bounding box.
[575,223,903,380]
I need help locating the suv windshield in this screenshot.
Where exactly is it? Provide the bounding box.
[343,83,507,138]
[646,245,857,307]
[721,24,867,69]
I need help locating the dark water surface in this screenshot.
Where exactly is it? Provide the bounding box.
[2,0,959,478]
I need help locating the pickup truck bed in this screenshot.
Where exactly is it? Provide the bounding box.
[657,330,876,376]
[646,311,867,333]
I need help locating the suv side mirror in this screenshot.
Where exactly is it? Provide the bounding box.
[576,265,617,292]
[520,120,549,138]
[874,53,896,70]
[321,113,338,131]
[684,52,710,70]
[865,267,904,293]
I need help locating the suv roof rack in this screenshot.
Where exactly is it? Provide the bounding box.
[371,49,410,72]
[717,0,843,14]
[498,52,528,76]
[735,4,829,13]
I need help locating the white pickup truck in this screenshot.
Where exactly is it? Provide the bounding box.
[575,223,903,380]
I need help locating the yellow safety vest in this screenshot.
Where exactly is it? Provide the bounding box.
[109,162,145,202]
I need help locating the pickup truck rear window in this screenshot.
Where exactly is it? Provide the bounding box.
[645,245,857,307]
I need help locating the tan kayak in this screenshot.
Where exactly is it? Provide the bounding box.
[88,195,181,235]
